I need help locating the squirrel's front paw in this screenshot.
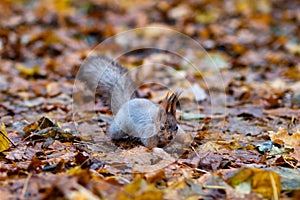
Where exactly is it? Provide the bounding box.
[141,136,158,149]
[109,122,126,140]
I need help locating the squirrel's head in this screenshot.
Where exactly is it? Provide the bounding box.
[157,91,181,146]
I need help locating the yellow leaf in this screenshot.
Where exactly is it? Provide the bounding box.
[196,11,219,24]
[53,0,75,16]
[228,168,253,187]
[0,123,10,152]
[67,166,84,175]
[228,168,281,199]
[252,169,281,199]
[16,63,40,76]
[118,178,163,200]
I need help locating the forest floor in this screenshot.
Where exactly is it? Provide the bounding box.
[0,0,300,199]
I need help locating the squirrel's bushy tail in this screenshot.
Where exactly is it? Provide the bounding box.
[77,55,137,113]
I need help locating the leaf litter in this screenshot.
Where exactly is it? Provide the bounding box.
[0,0,300,199]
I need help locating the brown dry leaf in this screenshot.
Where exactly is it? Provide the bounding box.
[163,178,207,199]
[291,147,300,165]
[46,82,62,97]
[144,169,166,183]
[274,155,297,168]
[5,145,37,161]
[269,127,300,147]
[197,152,224,171]
[23,116,56,138]
[93,146,176,173]
[27,155,43,172]
[264,108,300,118]
[23,121,39,136]
[24,117,55,132]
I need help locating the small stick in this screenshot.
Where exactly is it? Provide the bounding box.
[21,172,32,199]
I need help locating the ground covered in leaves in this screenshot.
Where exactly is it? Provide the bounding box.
[0,0,300,199]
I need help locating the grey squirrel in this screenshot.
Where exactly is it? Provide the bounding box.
[78,55,180,148]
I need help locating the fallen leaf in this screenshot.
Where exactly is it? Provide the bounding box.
[269,127,300,147]
[16,63,40,76]
[117,178,163,200]
[180,112,206,121]
[228,168,281,199]
[264,108,300,118]
[0,123,10,152]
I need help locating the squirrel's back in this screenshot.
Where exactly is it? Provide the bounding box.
[78,55,137,112]
[112,99,162,136]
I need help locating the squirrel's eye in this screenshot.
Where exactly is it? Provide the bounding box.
[160,125,165,131]
[175,126,178,131]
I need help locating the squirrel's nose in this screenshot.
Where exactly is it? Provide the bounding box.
[168,135,173,140]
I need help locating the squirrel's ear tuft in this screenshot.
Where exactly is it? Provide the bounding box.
[161,91,181,116]
[161,92,169,112]
[169,91,181,116]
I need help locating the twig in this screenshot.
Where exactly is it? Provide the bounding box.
[21,173,32,199]
[269,172,279,200]
[193,168,208,174]
[191,146,201,158]
[202,185,227,189]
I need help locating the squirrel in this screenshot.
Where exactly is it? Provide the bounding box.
[78,55,180,148]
